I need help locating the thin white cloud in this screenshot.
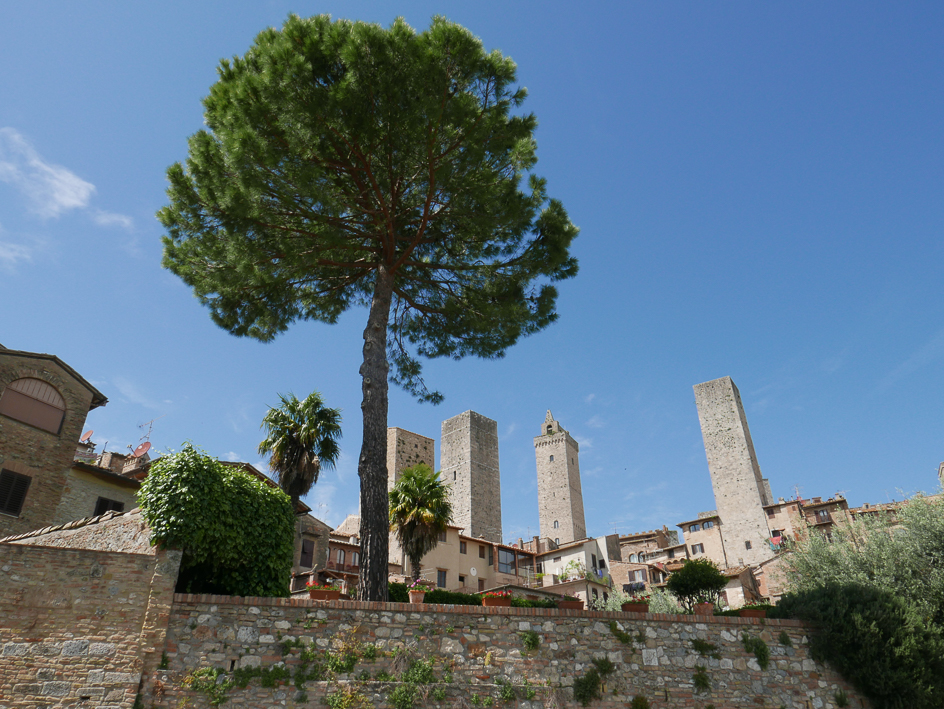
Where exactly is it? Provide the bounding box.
[584,393,595,404]
[224,451,241,462]
[504,422,518,437]
[0,127,95,218]
[585,415,605,429]
[0,239,31,270]
[573,434,593,449]
[93,209,134,230]
[304,482,338,526]
[111,375,162,410]
[877,329,944,392]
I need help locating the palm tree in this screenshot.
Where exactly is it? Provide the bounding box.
[258,391,342,509]
[389,463,453,582]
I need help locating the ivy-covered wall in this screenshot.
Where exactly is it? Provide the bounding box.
[154,595,868,709]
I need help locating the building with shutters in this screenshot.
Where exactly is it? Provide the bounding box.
[0,345,108,538]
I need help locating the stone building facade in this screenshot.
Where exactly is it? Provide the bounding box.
[534,410,586,545]
[693,377,774,567]
[440,411,502,543]
[385,427,434,492]
[0,346,108,538]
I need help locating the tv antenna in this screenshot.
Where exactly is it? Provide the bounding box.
[80,430,93,443]
[138,415,166,443]
[132,442,152,459]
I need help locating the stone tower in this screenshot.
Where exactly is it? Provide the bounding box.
[694,376,774,567]
[534,410,586,545]
[440,411,502,543]
[386,427,434,493]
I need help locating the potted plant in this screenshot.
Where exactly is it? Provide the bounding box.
[737,601,769,619]
[621,592,652,614]
[694,600,715,615]
[558,594,584,610]
[408,578,434,603]
[481,589,513,607]
[665,558,727,616]
[306,579,341,601]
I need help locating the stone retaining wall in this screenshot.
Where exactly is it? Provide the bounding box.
[0,542,180,709]
[155,595,867,709]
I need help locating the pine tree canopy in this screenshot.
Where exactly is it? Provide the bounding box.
[157,14,579,600]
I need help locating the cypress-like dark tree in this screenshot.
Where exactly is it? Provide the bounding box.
[158,15,579,600]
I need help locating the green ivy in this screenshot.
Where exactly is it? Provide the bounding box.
[520,630,540,652]
[740,633,770,670]
[139,444,295,597]
[692,665,711,694]
[691,638,721,660]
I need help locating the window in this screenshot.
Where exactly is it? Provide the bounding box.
[498,549,515,574]
[458,574,466,585]
[628,553,638,563]
[667,549,675,559]
[549,455,554,462]
[437,570,447,588]
[0,469,31,516]
[744,540,752,550]
[689,524,700,533]
[591,553,597,569]
[453,471,457,481]
[553,520,559,529]
[478,579,485,591]
[703,520,714,529]
[460,541,467,554]
[299,539,315,567]
[633,569,647,582]
[554,538,559,545]
[815,510,831,524]
[93,497,124,516]
[592,589,598,599]
[438,530,447,543]
[552,556,561,563]
[487,547,494,566]
[766,508,776,518]
[479,545,486,558]
[599,560,606,569]
[351,552,359,567]
[337,549,346,565]
[691,543,704,554]
[0,378,66,434]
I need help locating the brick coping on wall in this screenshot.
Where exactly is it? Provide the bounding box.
[172,593,805,627]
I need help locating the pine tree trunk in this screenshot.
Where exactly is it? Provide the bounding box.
[357,265,394,601]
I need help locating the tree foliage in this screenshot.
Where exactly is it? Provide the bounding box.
[258,390,342,508]
[157,14,578,600]
[388,463,453,580]
[775,493,944,708]
[139,444,295,596]
[665,558,727,612]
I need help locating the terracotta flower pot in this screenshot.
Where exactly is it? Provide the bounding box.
[694,602,714,615]
[558,599,584,610]
[308,588,341,601]
[408,590,427,604]
[621,602,649,613]
[482,596,512,607]
[738,608,766,618]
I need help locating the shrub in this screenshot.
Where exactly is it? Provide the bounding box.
[139,444,295,597]
[388,582,409,602]
[665,558,727,612]
[423,588,482,606]
[777,583,944,709]
[511,596,558,608]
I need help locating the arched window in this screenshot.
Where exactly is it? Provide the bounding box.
[0,378,66,434]
[629,553,638,563]
[553,520,559,529]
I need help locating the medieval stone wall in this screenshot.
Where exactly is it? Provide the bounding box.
[385,427,434,493]
[0,542,180,709]
[440,411,502,543]
[153,595,866,709]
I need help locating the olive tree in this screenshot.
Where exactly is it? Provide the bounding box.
[158,15,578,600]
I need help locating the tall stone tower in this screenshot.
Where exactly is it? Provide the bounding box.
[440,411,502,543]
[534,410,586,545]
[386,427,434,493]
[694,376,774,567]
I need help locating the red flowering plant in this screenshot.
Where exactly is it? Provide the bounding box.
[305,579,339,590]
[481,590,512,599]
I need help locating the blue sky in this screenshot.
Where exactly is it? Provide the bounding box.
[2,2,942,542]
